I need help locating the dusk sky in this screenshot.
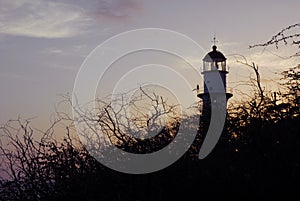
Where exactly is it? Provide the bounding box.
[0,0,299,129]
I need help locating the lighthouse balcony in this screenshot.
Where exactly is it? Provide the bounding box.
[197,87,233,99]
[196,87,233,94]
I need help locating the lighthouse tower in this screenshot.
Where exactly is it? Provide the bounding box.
[188,38,233,158]
[198,39,232,118]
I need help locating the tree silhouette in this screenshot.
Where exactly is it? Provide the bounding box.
[1,64,299,200]
[1,24,300,200]
[250,23,300,57]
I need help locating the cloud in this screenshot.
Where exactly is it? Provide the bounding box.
[0,72,24,79]
[92,0,141,21]
[0,0,141,38]
[40,45,89,58]
[44,47,64,55]
[248,47,300,72]
[0,0,91,38]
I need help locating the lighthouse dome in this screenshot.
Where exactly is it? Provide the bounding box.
[203,45,226,62]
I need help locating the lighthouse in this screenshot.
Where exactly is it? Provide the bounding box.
[188,38,234,158]
[188,38,233,158]
[198,39,232,117]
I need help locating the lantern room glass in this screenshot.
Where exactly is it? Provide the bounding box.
[203,61,227,71]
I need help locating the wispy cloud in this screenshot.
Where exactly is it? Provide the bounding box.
[40,44,90,57]
[49,63,77,72]
[93,0,141,20]
[43,47,64,55]
[248,47,300,72]
[0,72,24,79]
[0,0,91,38]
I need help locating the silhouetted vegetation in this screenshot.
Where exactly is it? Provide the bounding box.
[1,24,300,200]
[1,64,299,201]
[249,23,300,57]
